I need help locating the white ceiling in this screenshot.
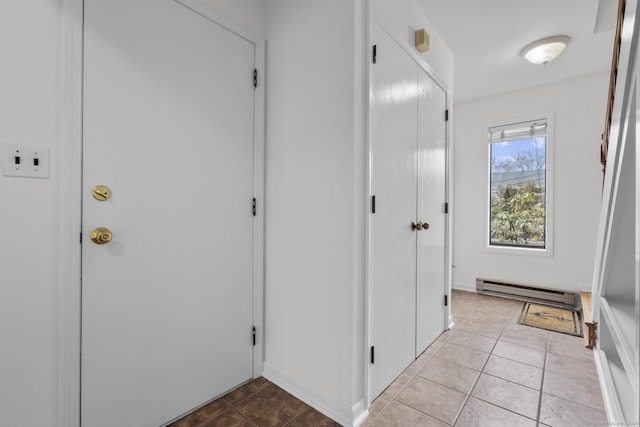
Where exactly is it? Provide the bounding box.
[416,0,617,103]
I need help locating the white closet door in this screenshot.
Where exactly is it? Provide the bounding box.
[416,71,448,355]
[81,1,256,425]
[370,22,418,400]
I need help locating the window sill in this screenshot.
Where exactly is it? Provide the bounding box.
[484,245,553,257]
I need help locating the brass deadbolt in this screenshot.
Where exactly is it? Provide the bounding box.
[91,227,113,245]
[92,185,112,201]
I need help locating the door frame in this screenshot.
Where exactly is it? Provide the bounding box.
[58,1,266,425]
[365,15,453,406]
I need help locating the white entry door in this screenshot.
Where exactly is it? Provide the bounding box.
[370,22,448,400]
[416,72,447,355]
[81,1,257,426]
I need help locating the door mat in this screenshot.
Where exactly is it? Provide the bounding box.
[517,303,583,337]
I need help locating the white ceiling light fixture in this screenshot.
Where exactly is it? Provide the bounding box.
[521,35,571,66]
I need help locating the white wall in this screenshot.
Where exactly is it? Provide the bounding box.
[263,0,366,422]
[0,1,60,425]
[204,0,266,36]
[453,72,608,293]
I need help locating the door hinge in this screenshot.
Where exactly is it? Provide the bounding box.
[79,232,82,244]
[444,295,448,306]
[370,346,375,364]
[371,195,376,214]
[372,44,377,64]
[253,69,257,88]
[252,198,257,216]
[252,326,256,346]
[445,109,449,122]
[444,202,449,214]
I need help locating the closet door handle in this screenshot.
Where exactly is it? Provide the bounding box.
[422,222,429,230]
[411,222,423,231]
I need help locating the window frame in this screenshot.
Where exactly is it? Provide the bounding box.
[485,112,554,256]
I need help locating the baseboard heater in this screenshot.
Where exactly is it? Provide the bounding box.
[476,278,576,309]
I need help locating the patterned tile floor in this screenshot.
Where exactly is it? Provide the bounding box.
[171,289,606,426]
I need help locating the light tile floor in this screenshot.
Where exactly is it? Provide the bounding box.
[363,289,607,427]
[172,289,607,426]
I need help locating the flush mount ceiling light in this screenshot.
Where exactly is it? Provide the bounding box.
[521,35,571,66]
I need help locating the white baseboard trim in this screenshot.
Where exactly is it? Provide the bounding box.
[262,362,368,427]
[453,281,476,293]
[448,314,455,330]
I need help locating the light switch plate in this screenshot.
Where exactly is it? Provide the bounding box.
[2,142,50,178]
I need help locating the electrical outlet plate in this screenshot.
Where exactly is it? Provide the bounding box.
[2,142,50,179]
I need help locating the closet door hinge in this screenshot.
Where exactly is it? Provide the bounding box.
[370,346,375,364]
[372,195,376,214]
[445,109,449,122]
[79,232,82,244]
[252,326,256,346]
[372,44,377,64]
[253,69,257,88]
[444,295,448,306]
[252,198,257,216]
[444,202,449,214]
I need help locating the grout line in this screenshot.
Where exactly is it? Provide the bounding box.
[536,333,551,424]
[281,407,311,427]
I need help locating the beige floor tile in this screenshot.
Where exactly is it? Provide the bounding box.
[396,376,466,425]
[539,393,608,427]
[458,320,504,339]
[371,401,449,427]
[455,397,536,427]
[405,351,433,375]
[545,351,598,378]
[361,396,391,427]
[424,339,446,356]
[542,369,605,411]
[447,329,497,353]
[471,374,539,420]
[483,355,543,390]
[499,324,549,351]
[434,342,490,371]
[417,355,481,394]
[547,332,592,361]
[492,340,545,368]
[381,372,413,400]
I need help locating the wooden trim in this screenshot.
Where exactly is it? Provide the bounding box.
[602,0,627,178]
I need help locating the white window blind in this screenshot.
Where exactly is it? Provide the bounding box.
[489,119,547,143]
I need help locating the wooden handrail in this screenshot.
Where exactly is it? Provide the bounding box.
[602,0,627,179]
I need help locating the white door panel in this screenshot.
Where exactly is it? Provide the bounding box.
[416,72,447,355]
[82,1,255,425]
[370,23,418,400]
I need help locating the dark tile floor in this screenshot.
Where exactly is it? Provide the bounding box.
[168,377,340,427]
[171,290,606,426]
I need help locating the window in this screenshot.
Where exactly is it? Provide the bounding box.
[488,115,552,252]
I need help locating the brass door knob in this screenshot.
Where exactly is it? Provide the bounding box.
[422,222,430,230]
[411,222,423,231]
[92,185,112,201]
[90,227,113,244]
